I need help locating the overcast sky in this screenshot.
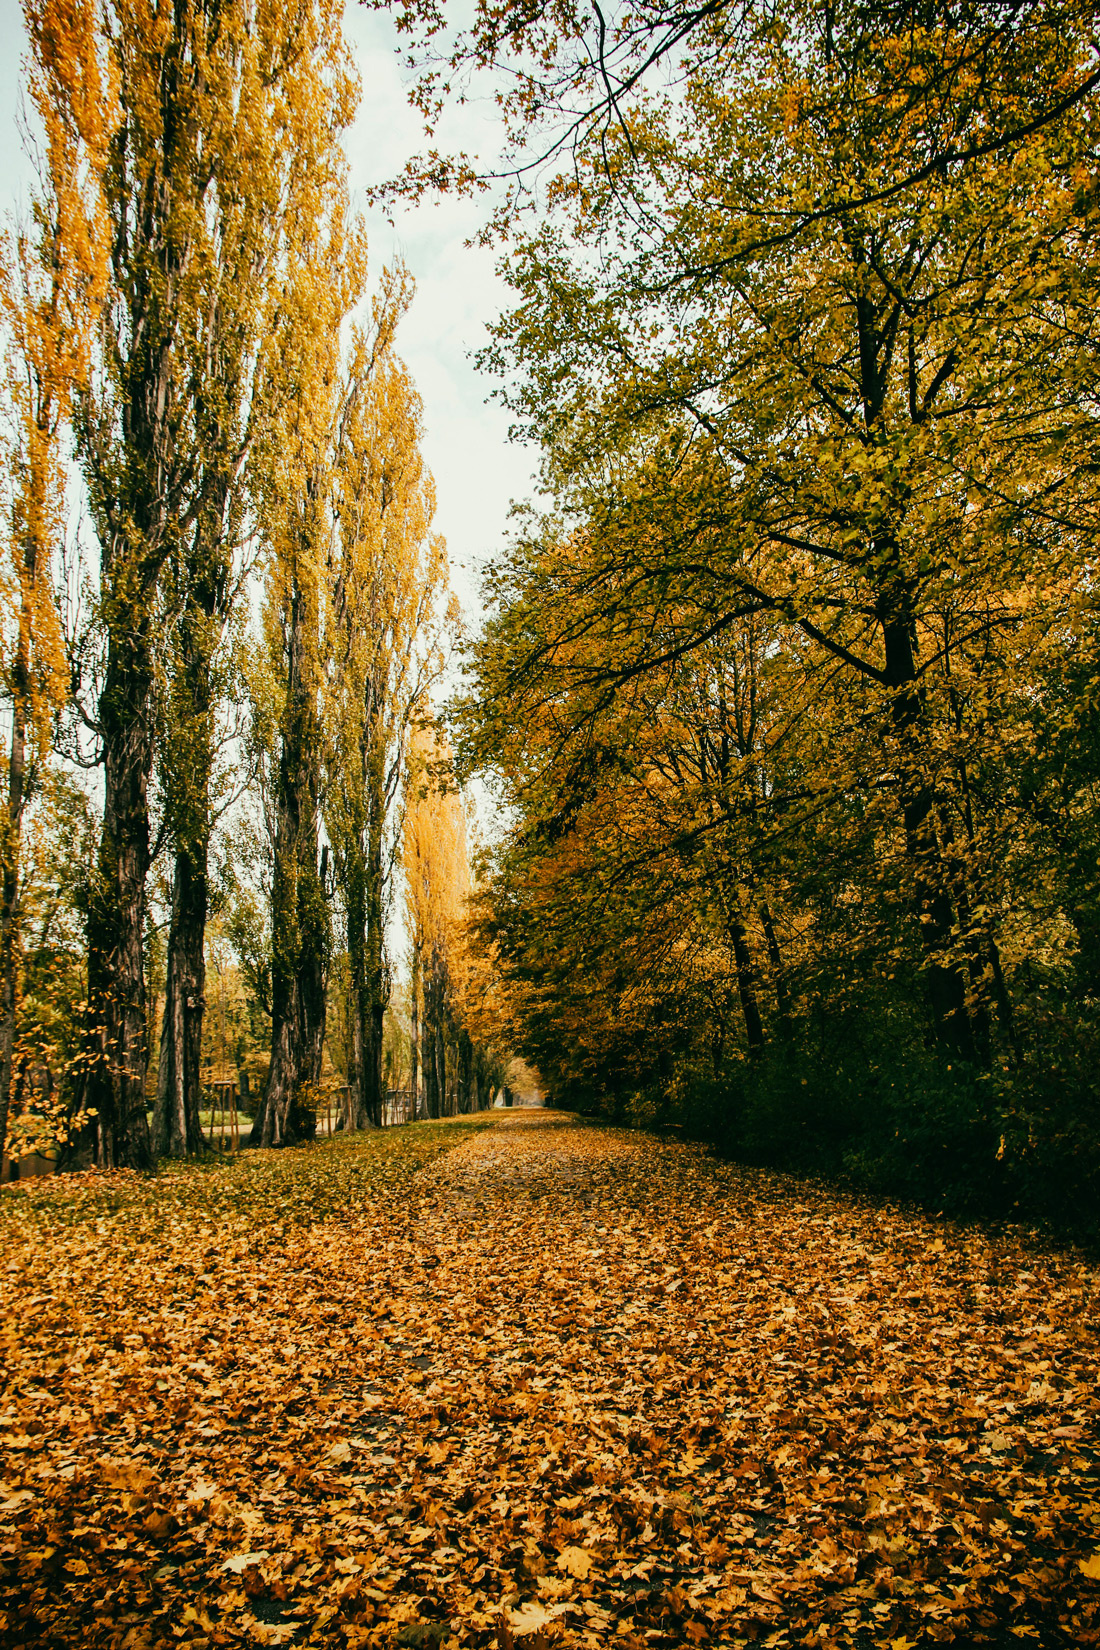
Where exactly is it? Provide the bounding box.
[0,0,538,627]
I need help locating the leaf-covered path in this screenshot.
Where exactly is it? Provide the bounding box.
[2,1113,1098,1649]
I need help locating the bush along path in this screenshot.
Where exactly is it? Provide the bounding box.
[1,1112,1098,1649]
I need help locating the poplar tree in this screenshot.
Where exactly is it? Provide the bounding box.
[152,0,359,1160]
[403,731,490,1117]
[0,0,113,1163]
[246,212,368,1149]
[25,0,358,1167]
[23,0,358,1168]
[325,278,451,1130]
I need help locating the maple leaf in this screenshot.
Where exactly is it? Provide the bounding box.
[507,1601,554,1636]
[555,1544,591,1579]
[1079,1553,1100,1580]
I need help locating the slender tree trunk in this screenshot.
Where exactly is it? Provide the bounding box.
[424,955,443,1119]
[85,625,156,1171]
[729,916,765,1058]
[251,580,328,1146]
[710,1007,726,1077]
[953,744,1020,1061]
[153,553,224,1158]
[347,857,369,1128]
[362,734,386,1128]
[410,936,420,1120]
[759,902,794,1044]
[0,589,30,1168]
[457,1029,472,1114]
[299,841,327,1093]
[436,1011,448,1116]
[881,604,976,1061]
[153,843,208,1157]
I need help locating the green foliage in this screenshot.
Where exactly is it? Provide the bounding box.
[450,0,1100,1240]
[634,1026,1099,1241]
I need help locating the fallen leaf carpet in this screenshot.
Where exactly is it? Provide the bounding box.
[2,1112,1098,1649]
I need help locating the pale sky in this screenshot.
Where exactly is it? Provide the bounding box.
[0,0,537,626]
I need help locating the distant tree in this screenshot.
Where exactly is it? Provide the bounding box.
[325,276,452,1129]
[404,731,499,1117]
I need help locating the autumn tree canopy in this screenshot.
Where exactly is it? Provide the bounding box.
[441,0,1100,1228]
[0,0,499,1171]
[3,0,1100,1229]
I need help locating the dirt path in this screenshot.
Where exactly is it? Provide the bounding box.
[1,1112,1098,1649]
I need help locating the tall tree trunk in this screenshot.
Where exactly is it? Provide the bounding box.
[84,626,156,1171]
[409,936,420,1120]
[347,855,369,1128]
[436,1007,448,1117]
[78,13,198,1173]
[0,579,30,1168]
[299,840,328,1094]
[457,1028,472,1114]
[423,955,443,1119]
[251,581,329,1146]
[881,602,977,1061]
[153,546,225,1158]
[362,730,387,1128]
[760,901,794,1044]
[729,916,765,1058]
[952,743,1019,1061]
[153,843,207,1157]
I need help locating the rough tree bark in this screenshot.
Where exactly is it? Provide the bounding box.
[880,590,977,1062]
[250,577,329,1146]
[729,915,765,1059]
[78,17,201,1169]
[423,953,444,1119]
[153,531,229,1158]
[153,844,207,1158]
[409,936,420,1119]
[363,745,387,1128]
[0,575,31,1166]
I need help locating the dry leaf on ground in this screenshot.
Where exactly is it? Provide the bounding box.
[1,1112,1098,1648]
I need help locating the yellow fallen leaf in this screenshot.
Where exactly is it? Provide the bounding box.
[556,1544,591,1579]
[537,1575,573,1600]
[1078,1552,1100,1580]
[508,1601,553,1636]
[222,1551,269,1573]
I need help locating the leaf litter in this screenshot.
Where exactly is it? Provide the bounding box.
[1,1111,1098,1649]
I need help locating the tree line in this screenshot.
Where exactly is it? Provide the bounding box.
[412,0,1100,1233]
[0,0,505,1174]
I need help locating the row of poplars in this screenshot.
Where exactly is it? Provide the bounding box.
[0,0,505,1170]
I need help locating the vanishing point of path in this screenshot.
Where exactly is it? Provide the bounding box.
[1,1112,1098,1649]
